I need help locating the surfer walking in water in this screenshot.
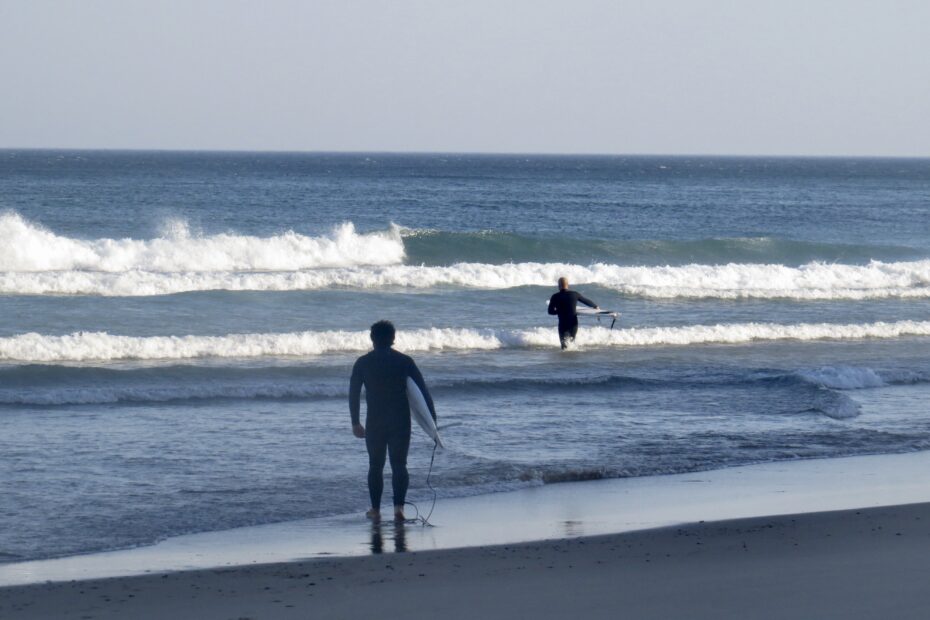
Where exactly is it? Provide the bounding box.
[548,276,599,350]
[349,320,437,522]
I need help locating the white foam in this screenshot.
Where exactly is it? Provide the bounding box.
[3,212,930,298]
[0,212,404,272]
[796,366,887,390]
[608,260,930,300]
[4,257,930,299]
[3,320,930,362]
[0,328,499,362]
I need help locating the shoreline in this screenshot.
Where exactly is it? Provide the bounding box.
[5,449,930,588]
[4,502,930,619]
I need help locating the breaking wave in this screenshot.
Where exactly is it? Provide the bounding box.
[5,259,930,299]
[3,320,930,362]
[0,211,404,272]
[795,366,887,390]
[2,212,930,299]
[794,365,930,390]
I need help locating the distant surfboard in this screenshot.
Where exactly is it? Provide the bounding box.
[407,377,443,447]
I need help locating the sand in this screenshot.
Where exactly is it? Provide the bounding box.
[3,501,930,619]
[6,452,930,618]
[9,450,930,587]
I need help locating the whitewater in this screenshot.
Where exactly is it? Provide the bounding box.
[0,211,405,272]
[3,212,930,300]
[3,320,930,362]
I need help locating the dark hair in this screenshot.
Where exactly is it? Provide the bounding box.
[369,320,396,348]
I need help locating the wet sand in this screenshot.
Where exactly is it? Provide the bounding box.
[6,451,930,618]
[7,450,930,587]
[3,502,930,619]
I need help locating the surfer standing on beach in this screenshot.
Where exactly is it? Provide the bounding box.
[349,320,437,522]
[548,276,599,350]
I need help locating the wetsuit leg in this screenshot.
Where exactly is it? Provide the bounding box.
[365,426,388,510]
[558,317,579,349]
[386,425,411,507]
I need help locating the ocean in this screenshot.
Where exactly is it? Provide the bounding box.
[1,150,930,564]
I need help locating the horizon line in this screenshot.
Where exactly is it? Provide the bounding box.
[2,146,929,161]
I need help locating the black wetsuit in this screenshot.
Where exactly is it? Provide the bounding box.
[548,289,597,349]
[349,347,436,510]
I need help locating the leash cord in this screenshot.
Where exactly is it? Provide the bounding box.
[404,441,438,527]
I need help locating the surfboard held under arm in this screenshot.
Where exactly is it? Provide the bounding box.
[544,300,620,328]
[406,377,443,448]
[574,307,620,328]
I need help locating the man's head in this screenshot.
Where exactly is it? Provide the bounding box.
[558,276,569,290]
[370,320,396,349]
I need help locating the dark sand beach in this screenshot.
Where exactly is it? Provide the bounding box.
[4,452,930,619]
[3,502,930,619]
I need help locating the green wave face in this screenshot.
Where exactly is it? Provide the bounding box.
[402,230,922,267]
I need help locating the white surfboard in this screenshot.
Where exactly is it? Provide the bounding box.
[545,300,619,328]
[575,307,620,328]
[407,377,443,447]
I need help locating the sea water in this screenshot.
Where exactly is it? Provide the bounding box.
[1,151,929,563]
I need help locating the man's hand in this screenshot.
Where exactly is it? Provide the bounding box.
[352,423,365,439]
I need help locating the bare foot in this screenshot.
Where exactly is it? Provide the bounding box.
[366,509,381,522]
[393,506,405,522]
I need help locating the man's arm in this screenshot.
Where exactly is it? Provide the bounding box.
[349,360,364,435]
[577,292,598,309]
[547,294,558,315]
[408,359,437,421]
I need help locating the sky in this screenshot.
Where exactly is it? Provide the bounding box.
[1,0,929,156]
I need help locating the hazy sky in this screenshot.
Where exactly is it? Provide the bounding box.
[2,0,929,155]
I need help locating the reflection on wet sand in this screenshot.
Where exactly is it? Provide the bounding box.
[370,521,408,554]
[562,520,585,537]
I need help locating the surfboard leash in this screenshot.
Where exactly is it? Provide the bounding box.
[404,440,438,527]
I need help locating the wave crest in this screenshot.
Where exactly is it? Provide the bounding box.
[3,213,930,299]
[796,366,887,390]
[2,320,930,362]
[4,260,930,299]
[0,212,404,272]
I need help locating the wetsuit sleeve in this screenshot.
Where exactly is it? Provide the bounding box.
[349,358,363,425]
[408,359,437,421]
[547,294,558,315]
[577,293,597,308]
